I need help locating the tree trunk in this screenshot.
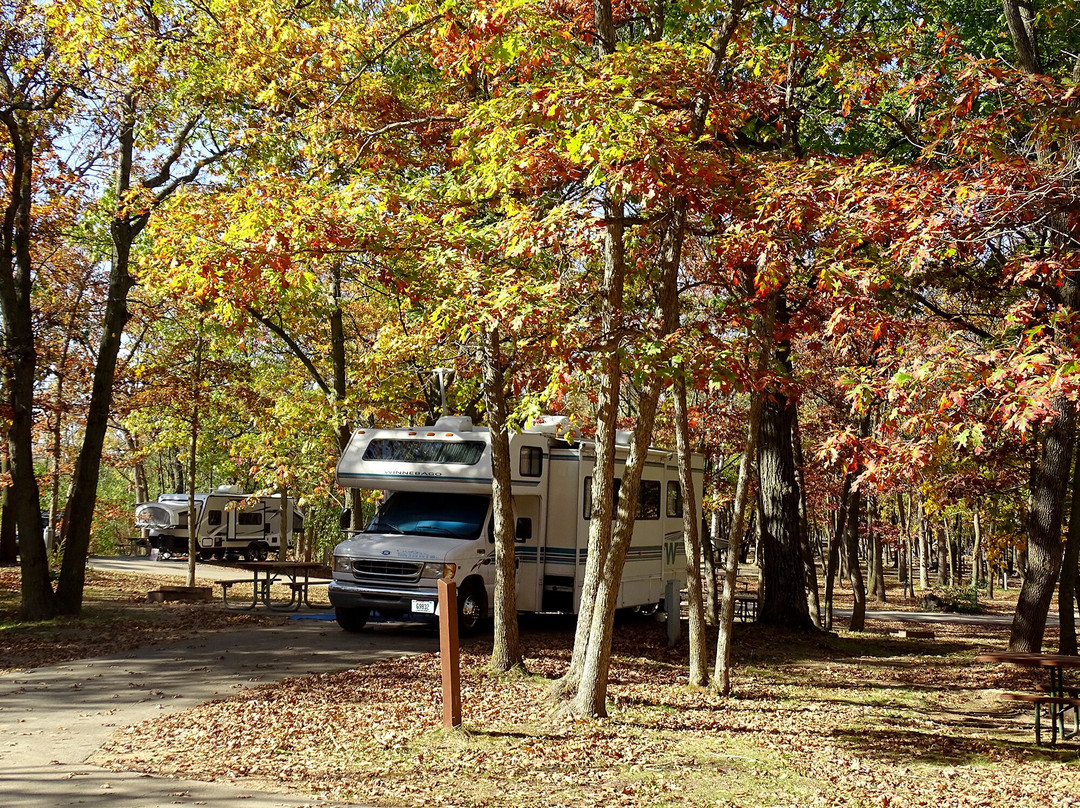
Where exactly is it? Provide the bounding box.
[571,376,663,716]
[0,452,17,564]
[704,511,720,625]
[713,294,776,693]
[0,107,54,619]
[481,325,523,673]
[971,505,983,589]
[824,476,852,631]
[756,295,812,630]
[844,466,867,632]
[870,500,886,601]
[918,500,930,590]
[792,410,821,626]
[56,93,141,614]
[934,523,947,587]
[1011,400,1075,651]
[1058,432,1080,655]
[185,326,203,588]
[673,372,707,686]
[553,194,622,701]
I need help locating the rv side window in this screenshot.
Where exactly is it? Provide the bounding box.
[582,477,620,520]
[519,446,543,477]
[637,481,660,520]
[362,439,486,465]
[208,510,223,526]
[667,481,683,518]
[238,513,263,526]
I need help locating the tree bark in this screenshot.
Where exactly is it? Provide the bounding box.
[673,372,707,686]
[0,105,54,619]
[480,325,523,673]
[844,461,867,631]
[55,93,142,614]
[1060,441,1080,655]
[756,293,813,630]
[185,324,204,588]
[792,410,821,626]
[1011,392,1075,651]
[823,475,852,631]
[714,292,776,693]
[553,193,622,701]
[0,452,16,564]
[571,375,664,717]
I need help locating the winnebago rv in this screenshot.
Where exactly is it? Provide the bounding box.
[328,415,704,633]
[134,485,303,561]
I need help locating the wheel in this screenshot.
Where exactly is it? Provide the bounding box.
[456,581,487,636]
[335,606,370,633]
[244,542,268,562]
[196,551,212,562]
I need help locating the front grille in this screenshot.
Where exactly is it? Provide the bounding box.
[353,559,423,582]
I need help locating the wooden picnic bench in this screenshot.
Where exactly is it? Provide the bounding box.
[978,651,1080,745]
[211,561,329,611]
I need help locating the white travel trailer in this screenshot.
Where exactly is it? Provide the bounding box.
[134,485,303,561]
[329,415,704,633]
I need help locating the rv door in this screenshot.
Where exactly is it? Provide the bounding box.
[512,496,543,611]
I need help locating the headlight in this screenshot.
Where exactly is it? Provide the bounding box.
[333,555,353,573]
[420,562,456,579]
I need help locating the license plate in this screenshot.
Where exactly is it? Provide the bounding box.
[411,599,436,615]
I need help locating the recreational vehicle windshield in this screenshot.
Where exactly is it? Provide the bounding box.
[135,486,303,561]
[329,415,704,634]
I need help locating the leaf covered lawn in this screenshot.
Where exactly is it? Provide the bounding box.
[91,617,1079,808]
[0,565,273,672]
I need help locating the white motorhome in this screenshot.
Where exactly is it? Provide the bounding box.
[329,415,704,633]
[134,485,303,561]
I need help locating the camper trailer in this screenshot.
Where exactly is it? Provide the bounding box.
[134,485,303,561]
[328,415,704,633]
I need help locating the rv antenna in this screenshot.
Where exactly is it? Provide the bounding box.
[433,367,455,417]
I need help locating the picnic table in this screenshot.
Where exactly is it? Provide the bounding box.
[976,651,1080,745]
[210,561,330,612]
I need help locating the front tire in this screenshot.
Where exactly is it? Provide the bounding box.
[457,581,487,636]
[335,606,370,633]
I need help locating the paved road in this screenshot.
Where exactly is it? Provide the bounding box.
[0,614,438,807]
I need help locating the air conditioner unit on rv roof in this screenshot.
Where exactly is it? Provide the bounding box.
[433,415,474,432]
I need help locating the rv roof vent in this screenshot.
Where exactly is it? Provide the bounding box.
[215,484,244,494]
[525,415,571,435]
[433,415,473,433]
[615,430,633,446]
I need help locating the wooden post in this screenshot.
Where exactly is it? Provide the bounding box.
[438,578,462,728]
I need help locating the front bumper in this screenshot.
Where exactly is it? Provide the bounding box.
[328,579,439,616]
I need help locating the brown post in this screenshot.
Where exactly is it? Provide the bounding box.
[438,578,462,728]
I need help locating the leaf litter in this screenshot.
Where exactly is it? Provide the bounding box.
[88,616,1080,808]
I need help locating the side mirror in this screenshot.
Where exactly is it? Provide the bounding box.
[338,508,352,531]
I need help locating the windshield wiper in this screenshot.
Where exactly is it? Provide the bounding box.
[367,521,403,535]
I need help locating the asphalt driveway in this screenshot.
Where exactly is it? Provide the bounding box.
[0,616,438,808]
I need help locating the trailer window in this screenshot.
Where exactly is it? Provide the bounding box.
[519,446,543,477]
[638,481,660,520]
[366,492,490,540]
[667,481,683,518]
[238,513,263,526]
[362,439,485,465]
[208,510,222,526]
